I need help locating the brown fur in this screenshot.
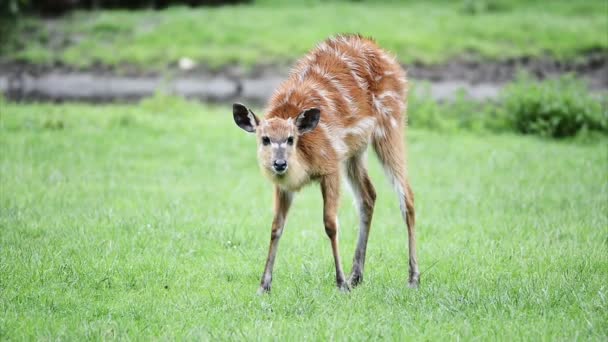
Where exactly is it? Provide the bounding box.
[233,34,419,293]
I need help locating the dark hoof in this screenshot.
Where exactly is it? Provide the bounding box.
[348,272,363,288]
[408,273,420,289]
[338,282,351,292]
[257,284,271,295]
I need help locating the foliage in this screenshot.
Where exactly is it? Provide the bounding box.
[501,74,607,138]
[1,100,606,340]
[408,77,606,139]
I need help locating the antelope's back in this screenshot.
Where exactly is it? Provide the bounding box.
[269,35,406,123]
[266,35,407,163]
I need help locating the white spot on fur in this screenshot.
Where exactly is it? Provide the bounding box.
[319,117,376,159]
[390,117,398,128]
[312,83,337,115]
[378,51,398,67]
[311,65,357,116]
[374,126,386,138]
[377,91,401,101]
[382,165,408,220]
[282,88,295,105]
[328,49,368,90]
[373,95,393,117]
[318,123,349,157]
[346,117,376,138]
[395,183,408,221]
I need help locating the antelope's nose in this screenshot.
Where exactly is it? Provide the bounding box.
[273,159,287,172]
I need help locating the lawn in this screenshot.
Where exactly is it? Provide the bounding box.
[1,97,606,339]
[3,0,607,68]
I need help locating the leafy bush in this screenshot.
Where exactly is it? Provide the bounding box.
[408,75,606,139]
[501,74,607,138]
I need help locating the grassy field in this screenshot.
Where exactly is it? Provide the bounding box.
[1,96,606,339]
[3,0,607,68]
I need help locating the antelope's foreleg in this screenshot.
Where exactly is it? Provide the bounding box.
[321,174,348,291]
[258,187,293,294]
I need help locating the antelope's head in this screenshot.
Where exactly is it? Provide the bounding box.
[232,103,320,178]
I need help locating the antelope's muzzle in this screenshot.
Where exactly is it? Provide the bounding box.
[272,159,288,174]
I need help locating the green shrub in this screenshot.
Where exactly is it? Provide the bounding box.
[501,74,607,138]
[409,75,606,139]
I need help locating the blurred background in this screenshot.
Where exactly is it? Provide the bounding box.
[1,0,606,137]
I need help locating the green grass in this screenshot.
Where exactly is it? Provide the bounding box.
[3,0,607,68]
[1,96,607,339]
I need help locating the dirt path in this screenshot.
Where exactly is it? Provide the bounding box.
[1,53,606,104]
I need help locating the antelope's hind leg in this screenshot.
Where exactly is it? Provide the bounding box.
[372,105,420,288]
[345,154,377,288]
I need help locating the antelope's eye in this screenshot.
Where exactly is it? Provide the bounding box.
[287,136,294,145]
[262,137,271,146]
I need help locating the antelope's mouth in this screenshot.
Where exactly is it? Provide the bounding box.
[273,169,288,177]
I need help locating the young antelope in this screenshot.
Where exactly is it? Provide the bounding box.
[233,34,419,293]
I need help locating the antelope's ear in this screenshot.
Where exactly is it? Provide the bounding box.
[295,108,320,134]
[233,103,259,133]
